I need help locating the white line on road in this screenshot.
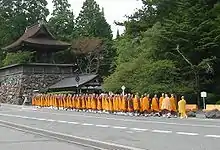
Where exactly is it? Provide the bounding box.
[152,130,172,133]
[95,125,109,128]
[19,110,220,128]
[82,123,94,126]
[68,122,79,125]
[112,126,127,129]
[176,132,199,136]
[47,119,55,122]
[130,128,148,132]
[205,135,220,138]
[57,120,68,123]
[37,118,47,121]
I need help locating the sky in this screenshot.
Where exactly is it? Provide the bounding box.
[46,0,143,37]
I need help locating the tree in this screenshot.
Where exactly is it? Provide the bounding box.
[3,51,34,66]
[75,0,115,77]
[72,37,104,74]
[105,0,220,105]
[75,0,112,39]
[48,0,75,41]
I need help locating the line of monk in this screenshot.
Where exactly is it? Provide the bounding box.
[32,93,187,118]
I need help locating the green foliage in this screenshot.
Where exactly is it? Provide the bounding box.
[48,0,75,41]
[75,0,112,39]
[104,0,220,104]
[75,0,115,77]
[216,100,220,105]
[3,51,34,66]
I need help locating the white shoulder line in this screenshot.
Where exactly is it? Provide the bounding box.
[82,123,94,126]
[152,130,172,133]
[176,132,199,136]
[95,125,109,128]
[130,128,148,131]
[24,110,220,128]
[112,126,127,129]
[205,135,220,138]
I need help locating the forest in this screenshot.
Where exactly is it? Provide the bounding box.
[0,0,220,105]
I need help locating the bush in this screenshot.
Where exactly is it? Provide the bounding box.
[3,51,34,66]
[216,100,220,105]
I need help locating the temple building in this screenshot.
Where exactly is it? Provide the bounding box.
[0,23,101,104]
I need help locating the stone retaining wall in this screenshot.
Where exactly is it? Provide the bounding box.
[0,63,75,104]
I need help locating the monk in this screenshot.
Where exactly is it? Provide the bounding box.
[151,94,160,116]
[161,94,172,117]
[159,93,164,111]
[141,94,150,116]
[170,94,177,116]
[178,96,187,119]
[133,93,140,116]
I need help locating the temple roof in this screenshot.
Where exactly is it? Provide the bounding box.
[3,23,71,51]
[49,74,98,89]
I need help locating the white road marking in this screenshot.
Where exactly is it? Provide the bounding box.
[205,135,220,138]
[57,120,67,123]
[47,119,55,122]
[19,110,220,128]
[130,128,148,132]
[68,121,79,125]
[82,123,94,126]
[95,125,109,128]
[112,126,127,129]
[37,118,47,121]
[152,130,172,133]
[176,132,199,136]
[0,119,146,150]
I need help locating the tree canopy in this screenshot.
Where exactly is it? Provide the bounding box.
[103,0,220,105]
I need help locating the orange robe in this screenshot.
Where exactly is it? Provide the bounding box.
[159,97,164,110]
[141,97,150,112]
[170,96,177,112]
[151,98,159,112]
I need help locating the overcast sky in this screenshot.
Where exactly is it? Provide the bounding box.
[46,0,143,37]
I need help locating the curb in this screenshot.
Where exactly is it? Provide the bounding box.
[0,119,146,150]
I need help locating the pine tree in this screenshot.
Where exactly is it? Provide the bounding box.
[75,0,112,39]
[48,0,75,41]
[116,29,120,39]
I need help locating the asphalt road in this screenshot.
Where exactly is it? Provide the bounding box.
[0,122,90,150]
[1,104,220,150]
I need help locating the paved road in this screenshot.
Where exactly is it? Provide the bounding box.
[0,123,90,150]
[1,104,220,150]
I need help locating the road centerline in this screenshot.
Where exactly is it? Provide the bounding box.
[176,132,199,136]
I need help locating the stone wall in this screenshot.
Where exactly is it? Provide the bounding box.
[0,74,22,104]
[0,63,75,104]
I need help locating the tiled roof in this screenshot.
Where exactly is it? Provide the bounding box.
[49,74,98,89]
[3,23,70,51]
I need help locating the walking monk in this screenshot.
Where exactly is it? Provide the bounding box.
[170,94,177,116]
[141,94,150,116]
[151,94,159,116]
[178,96,187,119]
[159,93,164,111]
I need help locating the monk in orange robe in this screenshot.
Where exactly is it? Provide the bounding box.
[159,93,164,111]
[133,93,140,116]
[151,94,159,113]
[161,94,172,117]
[142,94,150,116]
[170,94,177,115]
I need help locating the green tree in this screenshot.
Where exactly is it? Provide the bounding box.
[48,0,75,41]
[105,0,220,105]
[3,51,34,66]
[75,0,112,39]
[75,0,115,77]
